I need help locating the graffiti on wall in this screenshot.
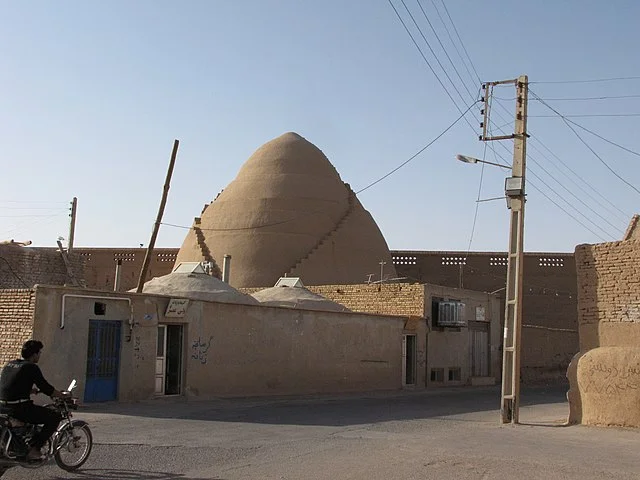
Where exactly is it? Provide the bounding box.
[582,361,640,395]
[133,335,144,366]
[191,336,213,364]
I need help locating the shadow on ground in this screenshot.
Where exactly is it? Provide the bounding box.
[48,470,223,480]
[80,384,569,427]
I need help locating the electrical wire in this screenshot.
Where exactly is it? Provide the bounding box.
[528,134,631,221]
[0,257,30,288]
[357,100,479,193]
[530,89,640,196]
[530,113,640,118]
[161,102,480,233]
[428,0,478,88]
[415,0,476,102]
[386,0,480,133]
[532,94,640,102]
[439,0,482,83]
[487,98,632,220]
[531,76,640,84]
[397,0,469,106]
[487,115,621,240]
[563,118,640,158]
[485,123,610,241]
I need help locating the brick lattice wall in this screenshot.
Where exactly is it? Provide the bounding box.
[0,289,35,365]
[0,246,85,288]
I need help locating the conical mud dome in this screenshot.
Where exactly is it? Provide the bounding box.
[175,132,396,287]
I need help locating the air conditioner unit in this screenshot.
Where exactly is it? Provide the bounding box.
[436,301,466,327]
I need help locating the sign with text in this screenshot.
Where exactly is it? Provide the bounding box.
[165,298,189,318]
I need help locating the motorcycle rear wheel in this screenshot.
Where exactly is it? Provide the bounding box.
[54,421,92,472]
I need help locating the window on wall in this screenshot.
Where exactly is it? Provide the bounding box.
[430,368,444,382]
[448,367,461,382]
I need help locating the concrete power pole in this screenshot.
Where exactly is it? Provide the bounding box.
[479,75,529,424]
[68,197,77,253]
[500,75,528,424]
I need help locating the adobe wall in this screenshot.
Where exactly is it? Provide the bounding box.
[38,247,579,383]
[31,285,419,401]
[300,283,500,386]
[623,215,639,241]
[0,289,35,366]
[568,239,640,427]
[0,245,85,288]
[392,251,578,382]
[308,283,425,317]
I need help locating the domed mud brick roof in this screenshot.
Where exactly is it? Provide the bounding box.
[251,285,351,312]
[175,132,396,287]
[134,263,259,305]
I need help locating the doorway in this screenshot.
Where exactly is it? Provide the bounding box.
[469,321,490,377]
[402,334,417,386]
[155,325,183,395]
[85,320,121,402]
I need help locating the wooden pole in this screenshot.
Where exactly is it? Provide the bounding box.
[68,197,77,253]
[136,140,180,293]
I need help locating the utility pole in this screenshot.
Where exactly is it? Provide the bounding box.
[480,75,529,424]
[379,261,386,283]
[136,140,180,293]
[68,197,77,253]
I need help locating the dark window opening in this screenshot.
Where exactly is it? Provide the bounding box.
[94,302,106,315]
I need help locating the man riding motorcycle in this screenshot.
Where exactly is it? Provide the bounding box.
[0,340,69,461]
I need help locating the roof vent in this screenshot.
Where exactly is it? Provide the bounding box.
[274,277,304,288]
[172,262,208,274]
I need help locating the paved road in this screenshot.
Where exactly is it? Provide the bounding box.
[2,386,640,479]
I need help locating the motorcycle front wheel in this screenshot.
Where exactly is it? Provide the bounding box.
[54,421,93,472]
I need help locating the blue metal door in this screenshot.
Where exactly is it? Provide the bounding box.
[85,320,121,402]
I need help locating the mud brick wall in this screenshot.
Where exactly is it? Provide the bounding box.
[309,284,425,317]
[0,246,85,288]
[575,239,640,351]
[0,289,35,365]
[241,284,425,317]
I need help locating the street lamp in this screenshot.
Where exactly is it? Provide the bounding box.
[455,154,511,169]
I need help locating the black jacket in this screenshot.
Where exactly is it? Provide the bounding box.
[0,359,55,402]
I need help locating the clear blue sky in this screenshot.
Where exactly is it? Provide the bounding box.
[2,1,639,253]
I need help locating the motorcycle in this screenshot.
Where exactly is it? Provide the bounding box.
[0,379,93,477]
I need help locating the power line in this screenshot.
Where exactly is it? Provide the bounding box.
[397,0,469,105]
[0,257,30,288]
[162,102,479,232]
[526,153,624,238]
[438,0,482,83]
[531,76,640,84]
[0,214,68,218]
[487,115,624,239]
[386,0,480,132]
[0,200,68,204]
[530,113,640,118]
[485,136,609,242]
[415,0,476,102]
[488,100,632,220]
[530,89,640,196]
[528,134,631,222]
[428,0,478,88]
[533,94,640,102]
[357,101,479,194]
[563,119,640,158]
